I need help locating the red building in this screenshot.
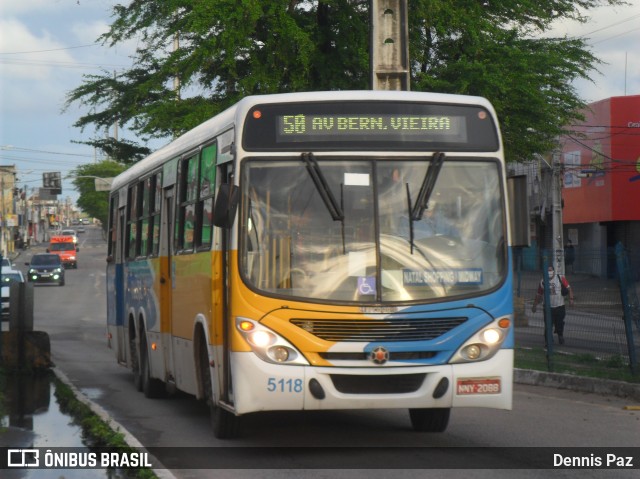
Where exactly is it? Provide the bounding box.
[560,94,640,275]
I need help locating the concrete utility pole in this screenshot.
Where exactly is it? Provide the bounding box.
[370,0,410,91]
[551,152,565,275]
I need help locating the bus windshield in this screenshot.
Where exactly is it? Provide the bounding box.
[240,158,506,304]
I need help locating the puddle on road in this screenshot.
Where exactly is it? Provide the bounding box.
[80,388,104,401]
[0,372,133,479]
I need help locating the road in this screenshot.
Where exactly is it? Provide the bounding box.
[20,225,640,478]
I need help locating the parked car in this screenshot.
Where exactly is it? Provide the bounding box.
[1,258,15,268]
[1,268,24,320]
[25,253,65,286]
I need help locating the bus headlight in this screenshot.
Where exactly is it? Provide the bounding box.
[449,317,510,364]
[236,318,309,366]
[482,328,502,344]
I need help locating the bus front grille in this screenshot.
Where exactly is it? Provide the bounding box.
[291,317,467,342]
[319,351,437,361]
[329,373,426,394]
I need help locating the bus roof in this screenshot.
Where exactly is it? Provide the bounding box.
[110,90,496,192]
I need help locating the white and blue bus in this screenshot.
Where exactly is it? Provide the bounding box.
[107,90,514,438]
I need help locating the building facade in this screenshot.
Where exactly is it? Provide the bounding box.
[560,95,640,276]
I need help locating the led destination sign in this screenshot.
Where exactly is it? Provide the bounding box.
[243,101,499,151]
[278,114,466,142]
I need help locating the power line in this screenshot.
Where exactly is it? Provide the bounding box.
[0,43,98,55]
[567,124,640,129]
[1,146,94,158]
[591,26,640,45]
[577,13,640,39]
[0,58,128,70]
[0,155,91,167]
[564,135,640,173]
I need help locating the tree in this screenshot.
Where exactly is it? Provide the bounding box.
[70,161,128,229]
[66,0,625,163]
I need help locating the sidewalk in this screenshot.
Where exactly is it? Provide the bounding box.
[514,368,640,402]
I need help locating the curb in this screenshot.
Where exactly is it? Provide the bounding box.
[52,367,178,479]
[514,368,640,402]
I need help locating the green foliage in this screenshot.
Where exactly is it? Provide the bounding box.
[54,377,157,479]
[71,161,128,228]
[75,138,150,166]
[66,0,626,163]
[407,0,622,161]
[515,347,639,383]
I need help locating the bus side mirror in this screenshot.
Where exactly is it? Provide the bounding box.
[507,175,530,247]
[213,183,239,229]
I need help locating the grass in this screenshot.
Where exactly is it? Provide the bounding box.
[52,375,158,479]
[515,347,640,383]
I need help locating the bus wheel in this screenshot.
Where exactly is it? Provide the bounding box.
[409,408,450,432]
[198,340,240,439]
[140,333,165,398]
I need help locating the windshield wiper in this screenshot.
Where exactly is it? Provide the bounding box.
[410,152,445,221]
[301,152,344,221]
[301,152,346,254]
[406,182,416,254]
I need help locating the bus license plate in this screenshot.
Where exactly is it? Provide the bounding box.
[456,378,501,395]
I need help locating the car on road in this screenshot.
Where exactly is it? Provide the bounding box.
[60,229,79,246]
[1,268,24,320]
[48,235,78,269]
[25,253,65,286]
[1,258,15,268]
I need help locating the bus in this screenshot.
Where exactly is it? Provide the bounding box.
[106,90,514,438]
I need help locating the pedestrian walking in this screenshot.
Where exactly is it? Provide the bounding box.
[531,266,574,345]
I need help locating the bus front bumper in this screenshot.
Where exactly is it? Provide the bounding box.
[230,349,513,414]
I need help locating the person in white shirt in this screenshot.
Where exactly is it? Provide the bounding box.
[531,266,574,345]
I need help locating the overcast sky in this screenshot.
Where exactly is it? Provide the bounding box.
[1,0,639,204]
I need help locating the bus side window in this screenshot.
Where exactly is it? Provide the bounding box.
[177,153,199,251]
[125,183,140,259]
[150,172,162,256]
[198,144,216,247]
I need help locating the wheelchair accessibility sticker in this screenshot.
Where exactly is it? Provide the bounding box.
[357,277,376,296]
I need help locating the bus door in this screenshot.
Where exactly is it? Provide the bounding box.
[159,186,175,381]
[214,164,236,407]
[116,206,127,362]
[108,197,127,364]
